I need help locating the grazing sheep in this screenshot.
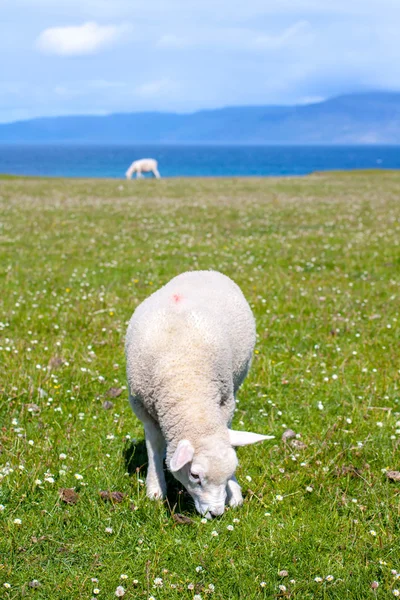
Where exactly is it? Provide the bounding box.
[125,270,273,517]
[125,158,161,180]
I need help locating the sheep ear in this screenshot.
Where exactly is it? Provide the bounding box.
[228,430,275,447]
[170,440,195,472]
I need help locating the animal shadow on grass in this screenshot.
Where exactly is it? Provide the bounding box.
[123,439,195,515]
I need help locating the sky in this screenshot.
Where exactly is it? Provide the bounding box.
[1,0,400,122]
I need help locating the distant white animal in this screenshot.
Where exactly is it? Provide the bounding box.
[125,270,274,518]
[125,158,161,180]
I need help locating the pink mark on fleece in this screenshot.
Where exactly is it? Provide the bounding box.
[172,293,182,303]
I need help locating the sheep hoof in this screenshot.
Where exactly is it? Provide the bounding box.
[146,484,166,500]
[228,495,243,508]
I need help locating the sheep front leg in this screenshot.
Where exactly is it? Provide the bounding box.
[226,475,243,507]
[153,168,161,179]
[144,420,167,500]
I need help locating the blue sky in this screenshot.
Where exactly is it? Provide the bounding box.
[1,0,399,122]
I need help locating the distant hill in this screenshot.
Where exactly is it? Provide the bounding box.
[1,92,400,144]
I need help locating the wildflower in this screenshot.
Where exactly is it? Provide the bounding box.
[227,525,234,531]
[13,518,22,525]
[260,581,267,588]
[370,530,377,536]
[371,582,379,589]
[196,566,203,572]
[28,440,34,446]
[211,530,218,537]
[233,518,240,523]
[91,579,99,583]
[208,583,215,592]
[44,476,55,484]
[74,473,83,480]
[4,583,11,588]
[351,498,358,504]
[0,504,5,511]
[265,512,271,516]
[93,589,100,595]
[153,578,163,588]
[201,518,208,524]
[194,595,202,600]
[314,577,323,583]
[133,580,138,585]
[278,570,288,577]
[188,583,195,590]
[105,527,113,534]
[326,575,334,582]
[115,586,125,597]
[276,495,284,501]
[393,591,400,597]
[59,453,67,460]
[278,585,287,592]
[120,574,128,580]
[377,422,383,428]
[306,486,313,492]
[245,475,252,482]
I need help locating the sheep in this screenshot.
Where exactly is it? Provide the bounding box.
[125,270,274,517]
[125,158,161,180]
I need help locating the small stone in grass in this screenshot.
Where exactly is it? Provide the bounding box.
[106,387,122,398]
[99,491,125,503]
[172,513,194,525]
[102,400,114,410]
[282,429,296,442]
[386,470,400,482]
[290,439,307,450]
[59,488,79,505]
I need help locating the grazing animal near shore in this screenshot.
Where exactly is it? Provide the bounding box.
[125,158,161,179]
[125,270,273,517]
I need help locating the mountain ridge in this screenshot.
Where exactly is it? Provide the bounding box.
[1,92,400,144]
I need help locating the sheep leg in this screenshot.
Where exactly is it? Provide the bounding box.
[136,170,144,179]
[144,420,167,500]
[152,168,161,179]
[226,475,243,507]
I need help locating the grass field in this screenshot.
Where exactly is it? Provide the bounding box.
[1,172,400,599]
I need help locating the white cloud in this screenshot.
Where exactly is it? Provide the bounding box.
[136,78,179,98]
[252,20,312,50]
[36,21,126,56]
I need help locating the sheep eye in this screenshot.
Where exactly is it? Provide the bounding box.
[190,472,201,484]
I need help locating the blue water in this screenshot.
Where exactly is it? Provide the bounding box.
[0,144,399,178]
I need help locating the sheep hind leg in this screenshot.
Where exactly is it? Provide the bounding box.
[143,419,167,500]
[226,475,243,508]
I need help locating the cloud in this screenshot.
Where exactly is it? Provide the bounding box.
[252,20,312,50]
[36,21,126,56]
[136,78,179,98]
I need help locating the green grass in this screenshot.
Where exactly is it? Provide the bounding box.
[1,172,400,599]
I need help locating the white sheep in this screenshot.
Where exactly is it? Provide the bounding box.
[125,158,161,180]
[125,270,273,517]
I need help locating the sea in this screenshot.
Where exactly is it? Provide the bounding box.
[0,144,399,178]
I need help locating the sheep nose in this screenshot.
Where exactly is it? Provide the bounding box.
[210,507,225,517]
